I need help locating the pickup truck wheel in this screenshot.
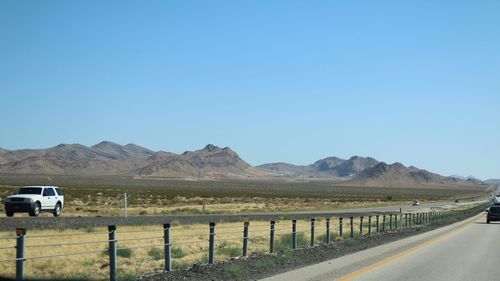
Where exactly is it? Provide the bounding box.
[29,202,41,217]
[5,210,14,217]
[53,203,62,217]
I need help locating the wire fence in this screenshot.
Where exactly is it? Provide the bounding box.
[0,204,489,281]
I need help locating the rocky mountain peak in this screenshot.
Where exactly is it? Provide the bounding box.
[203,144,220,152]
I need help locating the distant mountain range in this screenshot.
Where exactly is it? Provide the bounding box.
[485,179,500,184]
[0,141,489,187]
[257,156,379,179]
[344,162,480,188]
[0,142,266,179]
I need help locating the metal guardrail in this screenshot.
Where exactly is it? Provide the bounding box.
[0,204,488,281]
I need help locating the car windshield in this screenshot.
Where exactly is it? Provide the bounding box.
[490,207,500,214]
[18,187,42,195]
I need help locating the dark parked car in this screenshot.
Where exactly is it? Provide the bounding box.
[487,205,500,223]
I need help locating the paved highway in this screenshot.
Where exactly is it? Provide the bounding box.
[262,211,495,281]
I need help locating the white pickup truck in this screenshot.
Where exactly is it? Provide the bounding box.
[3,186,64,217]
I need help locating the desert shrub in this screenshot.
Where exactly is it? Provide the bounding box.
[225,264,243,278]
[171,246,186,259]
[148,248,163,261]
[117,248,133,258]
[276,233,307,249]
[216,246,241,257]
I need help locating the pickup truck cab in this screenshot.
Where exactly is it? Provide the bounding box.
[4,186,64,217]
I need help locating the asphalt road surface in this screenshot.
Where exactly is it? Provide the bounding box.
[262,211,495,281]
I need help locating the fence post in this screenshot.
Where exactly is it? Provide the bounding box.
[405,214,408,228]
[15,228,26,281]
[350,217,354,238]
[359,217,364,237]
[209,222,215,264]
[163,224,171,272]
[382,215,386,232]
[339,218,343,238]
[368,216,372,235]
[325,218,331,244]
[270,221,275,253]
[243,222,249,257]
[108,225,117,281]
[376,215,379,232]
[389,215,393,230]
[292,220,297,249]
[310,218,315,246]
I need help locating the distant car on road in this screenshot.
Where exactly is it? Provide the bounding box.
[487,205,500,224]
[3,186,64,217]
[454,199,459,203]
[412,200,420,206]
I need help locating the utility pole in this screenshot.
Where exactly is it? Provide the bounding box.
[124,193,128,218]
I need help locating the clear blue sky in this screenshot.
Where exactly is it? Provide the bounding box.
[1,1,499,179]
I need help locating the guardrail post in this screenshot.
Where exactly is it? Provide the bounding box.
[368,216,372,235]
[350,217,354,238]
[243,222,249,257]
[15,228,26,281]
[209,222,216,264]
[325,218,331,244]
[389,215,393,230]
[376,215,379,232]
[292,220,297,249]
[163,223,171,272]
[339,218,343,238]
[310,218,315,246]
[359,217,364,237]
[108,225,117,281]
[270,221,275,253]
[382,215,386,232]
